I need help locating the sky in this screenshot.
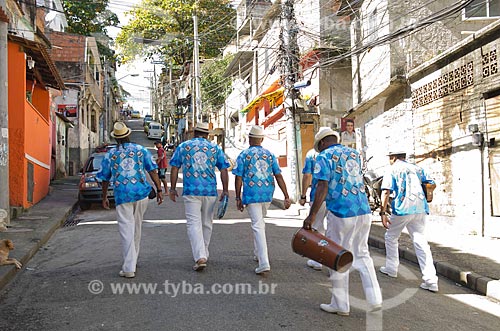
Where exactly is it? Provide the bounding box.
[106,0,241,114]
[107,0,154,115]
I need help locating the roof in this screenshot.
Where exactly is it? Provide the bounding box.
[55,112,75,127]
[8,34,65,90]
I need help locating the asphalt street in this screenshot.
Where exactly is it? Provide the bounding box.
[0,119,498,331]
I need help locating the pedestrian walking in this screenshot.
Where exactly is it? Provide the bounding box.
[233,125,291,275]
[154,140,169,193]
[303,127,382,315]
[97,122,164,278]
[379,151,439,292]
[299,146,326,271]
[169,122,230,271]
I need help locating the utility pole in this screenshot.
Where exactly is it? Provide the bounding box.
[281,0,301,202]
[0,0,10,224]
[103,58,109,143]
[192,4,201,127]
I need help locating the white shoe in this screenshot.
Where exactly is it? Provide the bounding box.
[193,259,207,272]
[255,265,270,274]
[253,255,259,262]
[379,266,397,278]
[369,303,382,312]
[319,304,349,316]
[119,270,135,278]
[420,281,439,293]
[307,259,323,271]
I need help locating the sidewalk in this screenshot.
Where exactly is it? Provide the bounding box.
[0,176,80,290]
[288,200,500,301]
[1,176,500,302]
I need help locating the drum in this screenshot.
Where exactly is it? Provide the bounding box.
[291,228,353,273]
[422,182,437,203]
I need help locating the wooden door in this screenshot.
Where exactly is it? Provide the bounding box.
[301,123,315,169]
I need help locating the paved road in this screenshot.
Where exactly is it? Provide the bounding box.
[0,119,499,331]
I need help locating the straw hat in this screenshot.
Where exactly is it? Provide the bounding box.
[248,125,265,138]
[313,127,339,152]
[110,122,131,139]
[194,122,210,133]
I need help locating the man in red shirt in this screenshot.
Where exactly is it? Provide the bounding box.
[154,141,169,193]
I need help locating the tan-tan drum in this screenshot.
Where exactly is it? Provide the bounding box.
[292,228,353,273]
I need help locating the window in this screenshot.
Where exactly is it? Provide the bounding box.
[366,9,378,44]
[465,0,500,19]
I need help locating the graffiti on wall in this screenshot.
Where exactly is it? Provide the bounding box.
[0,143,7,166]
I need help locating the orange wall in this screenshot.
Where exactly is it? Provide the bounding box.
[25,101,50,205]
[8,42,26,207]
[31,83,50,120]
[8,41,51,207]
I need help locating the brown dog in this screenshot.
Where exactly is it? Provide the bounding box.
[0,239,22,269]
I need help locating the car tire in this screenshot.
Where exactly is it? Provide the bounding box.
[79,200,91,210]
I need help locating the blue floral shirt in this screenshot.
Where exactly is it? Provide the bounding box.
[232,146,281,205]
[302,149,318,202]
[169,138,229,196]
[313,144,371,217]
[96,143,157,206]
[381,160,432,216]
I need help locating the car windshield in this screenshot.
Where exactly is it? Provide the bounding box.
[85,154,105,173]
[150,124,160,129]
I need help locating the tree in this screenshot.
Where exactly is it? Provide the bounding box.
[61,0,119,63]
[200,55,234,113]
[116,0,235,65]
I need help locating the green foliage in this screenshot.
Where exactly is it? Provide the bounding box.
[61,0,119,63]
[116,0,235,65]
[62,0,119,36]
[200,55,234,113]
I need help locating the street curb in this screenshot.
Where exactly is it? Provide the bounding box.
[272,200,499,301]
[0,192,79,292]
[368,234,498,301]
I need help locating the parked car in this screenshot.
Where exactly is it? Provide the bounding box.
[78,148,115,210]
[147,122,164,140]
[131,110,141,118]
[143,114,153,132]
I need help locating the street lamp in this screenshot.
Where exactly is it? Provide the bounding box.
[116,73,139,81]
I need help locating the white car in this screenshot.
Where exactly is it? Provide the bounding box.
[147,122,164,140]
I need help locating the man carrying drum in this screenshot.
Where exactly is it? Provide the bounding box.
[303,127,382,316]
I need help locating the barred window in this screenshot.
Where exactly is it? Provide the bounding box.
[465,0,500,19]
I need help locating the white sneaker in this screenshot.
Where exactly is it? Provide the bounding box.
[253,255,259,262]
[319,304,349,316]
[420,282,439,293]
[255,265,271,274]
[307,259,323,271]
[379,266,397,278]
[119,270,135,278]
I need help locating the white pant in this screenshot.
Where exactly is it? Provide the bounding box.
[309,201,326,235]
[115,197,149,273]
[307,201,327,268]
[384,213,438,284]
[326,212,382,312]
[247,203,271,268]
[183,195,217,262]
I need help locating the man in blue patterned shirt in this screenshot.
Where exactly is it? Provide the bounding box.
[169,122,230,271]
[379,151,439,292]
[97,122,164,278]
[299,145,327,271]
[233,125,291,275]
[303,127,382,315]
